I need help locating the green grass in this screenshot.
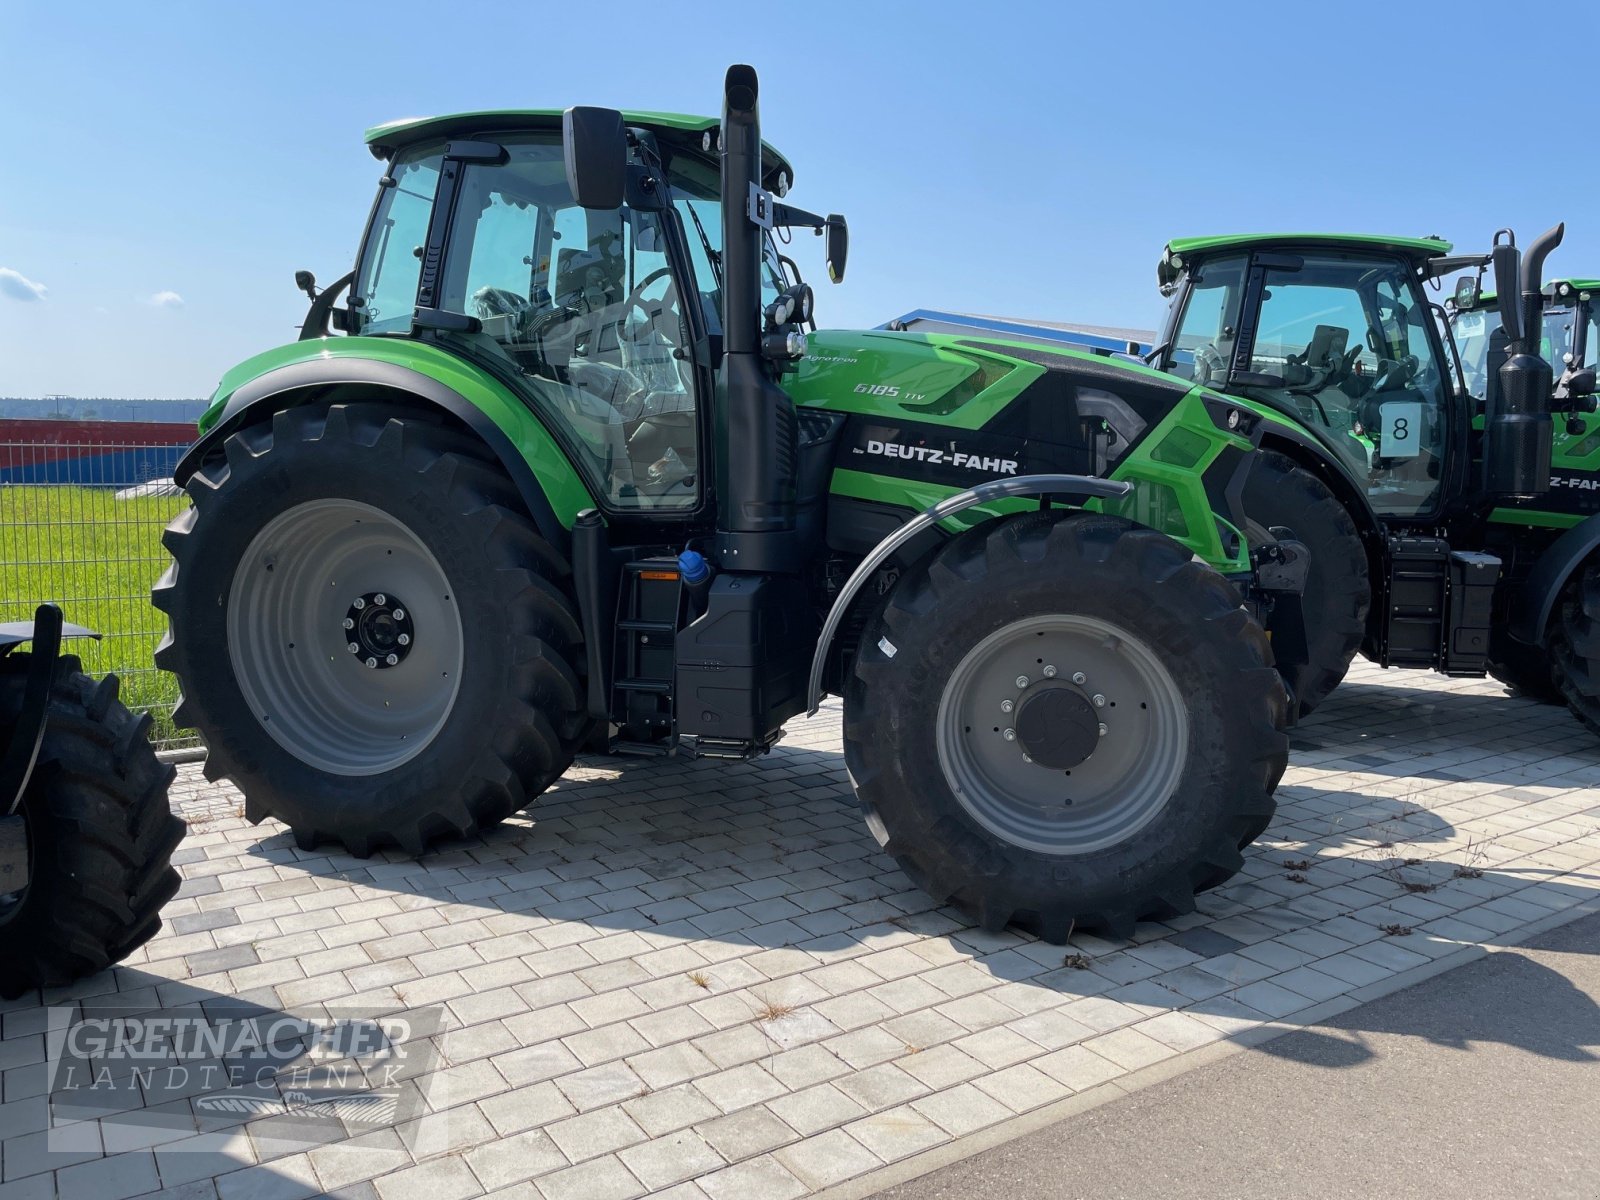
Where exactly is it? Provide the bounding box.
[0,485,192,748]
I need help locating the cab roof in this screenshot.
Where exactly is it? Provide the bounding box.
[1164,233,1454,261]
[364,108,794,187]
[1548,278,1600,297]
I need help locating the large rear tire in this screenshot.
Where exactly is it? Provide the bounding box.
[152,403,589,856]
[1240,451,1370,717]
[843,511,1288,941]
[1550,557,1600,736]
[0,657,183,1000]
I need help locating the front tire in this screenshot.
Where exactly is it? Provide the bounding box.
[0,658,183,1000]
[1241,452,1370,717]
[152,403,589,856]
[844,512,1288,941]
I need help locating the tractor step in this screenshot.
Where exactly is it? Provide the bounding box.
[678,731,784,761]
[610,558,682,738]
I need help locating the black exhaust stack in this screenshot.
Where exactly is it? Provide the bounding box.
[714,64,801,573]
[1485,222,1562,499]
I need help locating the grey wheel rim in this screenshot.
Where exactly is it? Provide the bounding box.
[936,614,1188,854]
[228,500,463,776]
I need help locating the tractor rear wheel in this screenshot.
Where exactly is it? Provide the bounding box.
[1241,452,1369,718]
[844,511,1288,941]
[0,657,183,1000]
[1550,557,1600,736]
[152,403,590,856]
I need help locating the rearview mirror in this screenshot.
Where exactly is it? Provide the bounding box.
[562,107,627,210]
[825,214,848,284]
[1453,275,1480,309]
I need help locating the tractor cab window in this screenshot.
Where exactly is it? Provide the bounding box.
[1163,255,1246,384]
[1540,301,1597,370]
[671,151,788,335]
[1452,305,1496,401]
[353,146,444,335]
[1251,257,1448,516]
[1171,253,1450,517]
[434,134,701,512]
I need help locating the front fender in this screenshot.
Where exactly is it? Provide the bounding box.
[1507,511,1600,646]
[177,341,595,551]
[806,474,1133,713]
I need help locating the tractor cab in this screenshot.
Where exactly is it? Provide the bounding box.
[339,109,837,525]
[1151,233,1482,521]
[1451,276,1600,420]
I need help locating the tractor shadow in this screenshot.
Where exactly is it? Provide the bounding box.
[1287,672,1600,787]
[1247,910,1600,1071]
[161,672,1600,1077]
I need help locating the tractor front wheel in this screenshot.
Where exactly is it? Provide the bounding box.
[844,511,1289,941]
[152,403,590,856]
[1241,451,1370,718]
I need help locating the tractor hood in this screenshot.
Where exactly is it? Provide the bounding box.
[785,327,1250,497]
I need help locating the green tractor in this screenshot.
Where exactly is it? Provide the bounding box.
[1447,267,1600,703]
[1147,228,1600,730]
[1,605,184,999]
[153,66,1296,939]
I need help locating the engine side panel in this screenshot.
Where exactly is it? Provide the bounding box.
[785,330,1257,570]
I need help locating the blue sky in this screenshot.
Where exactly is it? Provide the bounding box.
[2,0,1594,398]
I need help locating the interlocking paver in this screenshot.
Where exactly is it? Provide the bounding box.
[7,666,1596,1199]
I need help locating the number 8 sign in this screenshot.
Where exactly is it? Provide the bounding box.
[1380,401,1424,459]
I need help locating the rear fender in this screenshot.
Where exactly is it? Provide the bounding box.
[175,357,592,553]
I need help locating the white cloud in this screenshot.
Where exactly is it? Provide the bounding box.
[146,290,185,308]
[0,267,47,302]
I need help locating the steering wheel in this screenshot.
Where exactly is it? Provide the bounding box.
[619,268,678,339]
[1373,355,1419,393]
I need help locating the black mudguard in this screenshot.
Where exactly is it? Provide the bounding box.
[1506,512,1600,647]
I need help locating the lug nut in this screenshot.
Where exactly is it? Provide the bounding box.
[353,597,366,610]
[365,657,378,669]
[374,594,386,606]
[343,617,354,630]
[393,608,405,620]
[1072,671,1087,685]
[1000,699,1014,713]
[348,642,360,654]
[1002,728,1017,742]
[1042,665,1057,678]
[1092,694,1106,708]
[386,653,399,666]
[1015,675,1029,689]
[397,633,411,646]
[1098,722,1108,736]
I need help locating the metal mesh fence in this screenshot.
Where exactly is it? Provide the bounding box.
[1,435,197,752]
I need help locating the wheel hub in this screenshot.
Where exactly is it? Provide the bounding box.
[935,614,1188,854]
[345,592,413,669]
[1013,684,1099,769]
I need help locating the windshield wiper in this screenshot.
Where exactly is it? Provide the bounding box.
[683,201,722,290]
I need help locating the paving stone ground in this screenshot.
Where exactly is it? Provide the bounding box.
[3,662,1598,1200]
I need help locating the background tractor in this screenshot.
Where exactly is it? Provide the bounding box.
[153,66,1294,940]
[1148,229,1600,732]
[1,604,183,999]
